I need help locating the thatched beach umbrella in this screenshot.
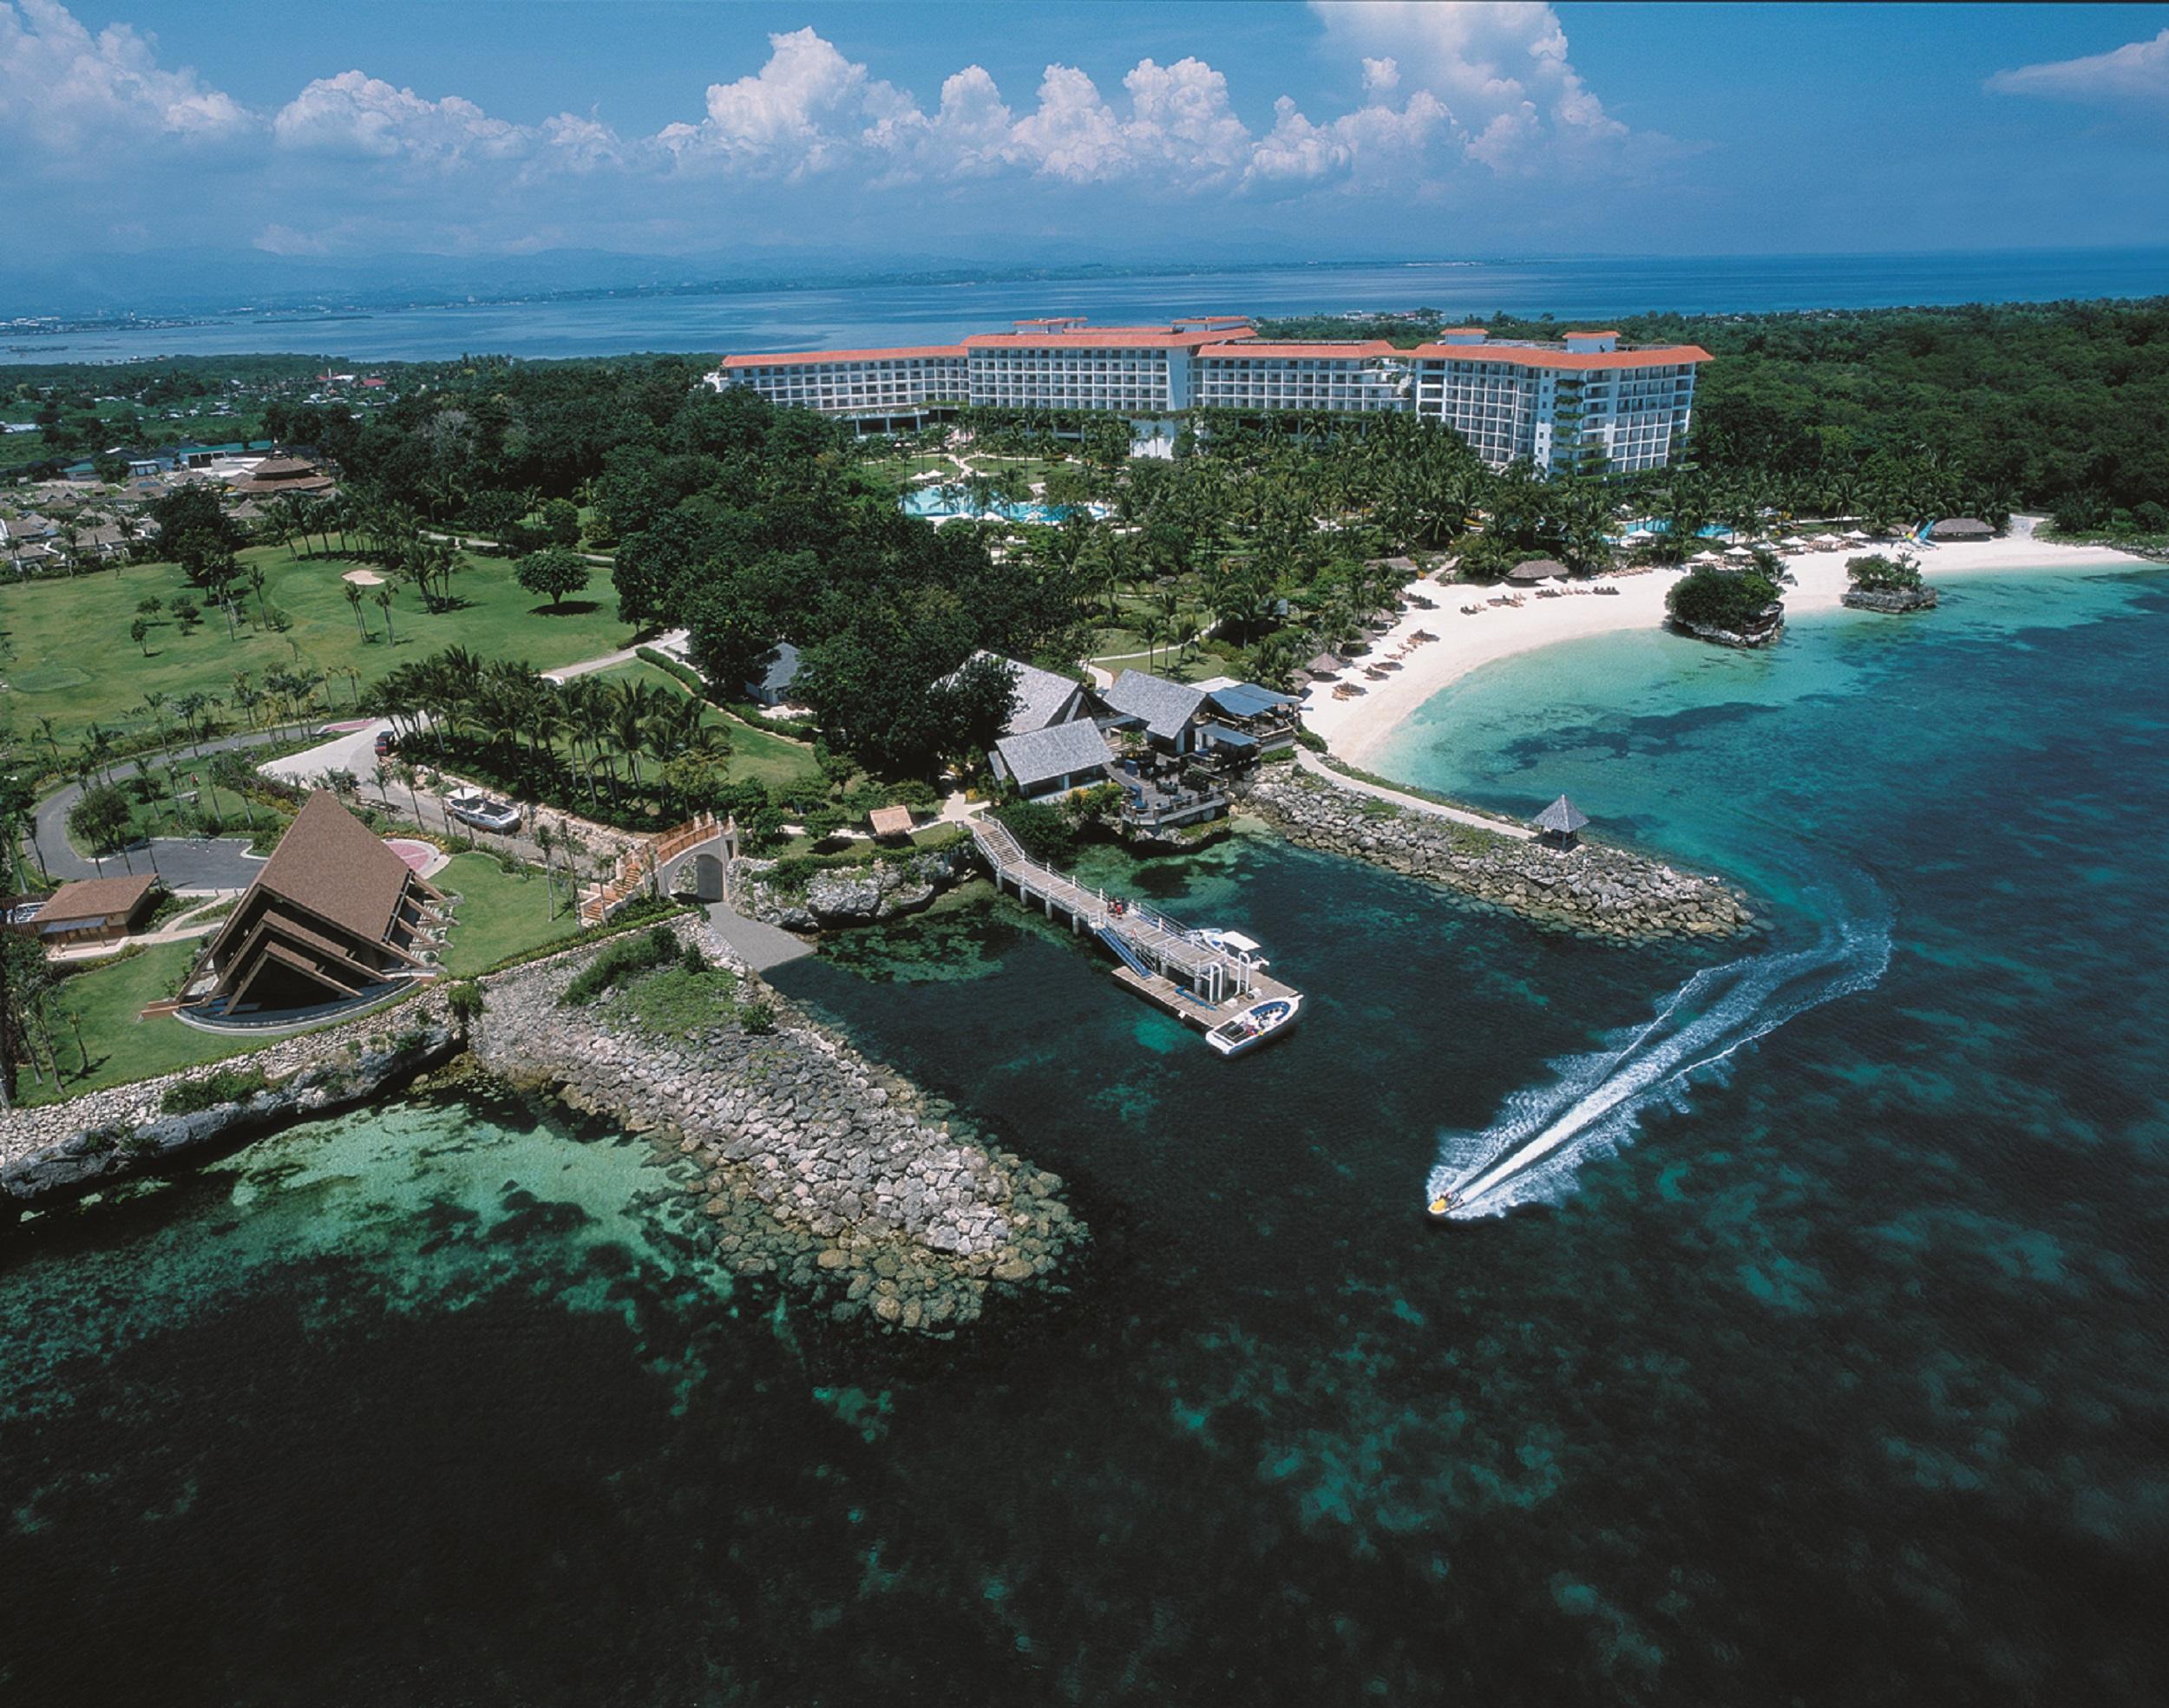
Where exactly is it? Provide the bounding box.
[1510,557,1568,583]
[1531,795,1590,847]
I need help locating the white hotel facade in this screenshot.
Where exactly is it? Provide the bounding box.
[708,316,1710,475]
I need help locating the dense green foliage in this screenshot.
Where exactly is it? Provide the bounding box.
[1667,570,1783,634]
[560,923,680,1006]
[1845,553,1923,592]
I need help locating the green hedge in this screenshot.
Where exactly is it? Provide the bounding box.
[161,1064,271,1115]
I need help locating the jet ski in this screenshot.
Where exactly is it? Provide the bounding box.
[1425,1191,1458,1221]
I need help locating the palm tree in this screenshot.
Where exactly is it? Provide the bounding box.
[374,585,396,642]
[344,579,368,637]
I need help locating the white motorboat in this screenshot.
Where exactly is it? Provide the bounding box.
[1205,995,1301,1057]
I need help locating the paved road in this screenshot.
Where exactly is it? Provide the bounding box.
[704,900,815,971]
[26,728,292,889]
[1293,748,1533,841]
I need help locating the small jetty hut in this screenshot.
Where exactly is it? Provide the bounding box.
[1531,795,1590,849]
[1509,557,1569,584]
[1931,517,1995,542]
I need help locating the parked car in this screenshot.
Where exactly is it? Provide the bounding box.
[373,730,398,757]
[444,789,521,834]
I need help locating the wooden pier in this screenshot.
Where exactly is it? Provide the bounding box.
[968,818,1302,1051]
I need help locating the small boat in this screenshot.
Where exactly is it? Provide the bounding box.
[444,788,522,834]
[1188,927,1268,970]
[1425,1191,1459,1220]
[1206,995,1301,1058]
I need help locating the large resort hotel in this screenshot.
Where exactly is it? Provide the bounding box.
[707,316,1711,474]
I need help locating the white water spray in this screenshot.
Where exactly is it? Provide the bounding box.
[1429,901,1891,1219]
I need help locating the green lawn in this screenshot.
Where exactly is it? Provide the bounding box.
[436,850,579,976]
[0,540,638,753]
[589,659,825,794]
[29,939,260,1103]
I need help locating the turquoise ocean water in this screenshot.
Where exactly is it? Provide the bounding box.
[3,566,2165,1703]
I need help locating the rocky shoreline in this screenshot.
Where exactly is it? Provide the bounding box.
[3,913,1084,1338]
[1238,765,1753,942]
[1841,586,1940,612]
[1668,612,1786,648]
[469,915,1083,1335]
[732,843,974,932]
[2,996,461,1214]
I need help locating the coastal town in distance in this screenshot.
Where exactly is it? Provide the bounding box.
[2,3,2166,1704]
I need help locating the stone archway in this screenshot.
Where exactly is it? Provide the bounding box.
[688,852,726,902]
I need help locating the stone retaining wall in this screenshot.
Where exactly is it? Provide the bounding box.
[1240,767,1753,942]
[469,915,1083,1334]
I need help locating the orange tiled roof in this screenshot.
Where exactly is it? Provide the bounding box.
[1407,343,1712,370]
[720,346,967,369]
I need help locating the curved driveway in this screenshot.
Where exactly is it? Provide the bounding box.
[27,728,292,889]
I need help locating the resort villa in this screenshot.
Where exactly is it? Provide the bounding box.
[980,656,1296,838]
[708,317,1710,474]
[189,790,447,1019]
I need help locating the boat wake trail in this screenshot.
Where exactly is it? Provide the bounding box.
[1428,896,1891,1220]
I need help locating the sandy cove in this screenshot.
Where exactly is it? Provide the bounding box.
[1301,520,2159,767]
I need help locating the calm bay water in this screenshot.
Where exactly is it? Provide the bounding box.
[3,567,2166,1703]
[11,248,2169,365]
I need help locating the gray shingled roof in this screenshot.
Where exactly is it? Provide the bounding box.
[945,650,1084,736]
[1532,795,1590,834]
[993,721,1112,791]
[1100,670,1207,743]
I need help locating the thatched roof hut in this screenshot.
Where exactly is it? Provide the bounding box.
[1931,517,1994,541]
[1509,557,1568,583]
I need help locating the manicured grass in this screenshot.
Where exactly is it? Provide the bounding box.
[437,850,579,976]
[0,540,638,752]
[592,658,825,795]
[29,940,254,1103]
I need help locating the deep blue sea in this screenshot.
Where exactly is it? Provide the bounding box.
[8,248,2167,365]
[3,566,2166,1704]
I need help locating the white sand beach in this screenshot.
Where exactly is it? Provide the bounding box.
[1301,520,2159,766]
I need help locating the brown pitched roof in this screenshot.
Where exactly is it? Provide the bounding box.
[37,874,158,923]
[249,790,422,945]
[868,806,914,837]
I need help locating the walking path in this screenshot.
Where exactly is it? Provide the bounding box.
[541,628,686,684]
[1292,748,1533,841]
[704,900,815,972]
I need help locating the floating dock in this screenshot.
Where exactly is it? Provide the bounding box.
[969,818,1302,1054]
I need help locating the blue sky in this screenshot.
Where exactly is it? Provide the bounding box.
[5,1,2167,270]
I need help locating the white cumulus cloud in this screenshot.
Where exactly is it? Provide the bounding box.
[0,0,252,149]
[1310,0,1628,169]
[1989,29,2169,106]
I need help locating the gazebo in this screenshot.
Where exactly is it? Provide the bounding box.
[1531,795,1590,848]
[1509,557,1568,584]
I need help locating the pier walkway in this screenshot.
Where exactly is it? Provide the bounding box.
[1294,749,1533,841]
[968,818,1301,1050]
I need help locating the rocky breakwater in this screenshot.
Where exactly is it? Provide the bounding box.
[733,841,974,933]
[1240,766,1753,943]
[1,995,460,1218]
[469,915,1083,1335]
